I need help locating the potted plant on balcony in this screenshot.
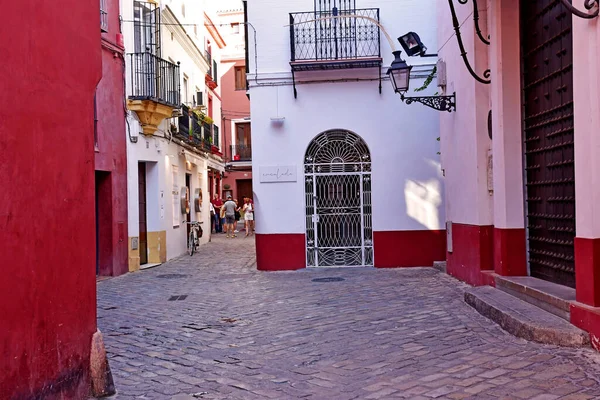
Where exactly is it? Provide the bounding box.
[192,109,214,125]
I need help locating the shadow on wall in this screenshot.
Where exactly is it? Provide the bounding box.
[404,157,443,231]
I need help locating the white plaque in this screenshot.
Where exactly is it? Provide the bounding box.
[259,165,297,183]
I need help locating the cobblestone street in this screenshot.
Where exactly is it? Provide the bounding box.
[97,235,600,400]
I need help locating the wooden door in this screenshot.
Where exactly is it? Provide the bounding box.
[138,163,148,265]
[237,179,253,205]
[521,1,575,287]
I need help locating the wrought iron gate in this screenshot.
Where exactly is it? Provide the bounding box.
[305,130,373,267]
[521,1,575,287]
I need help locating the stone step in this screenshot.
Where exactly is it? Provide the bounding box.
[464,286,589,347]
[495,275,575,321]
[433,261,446,273]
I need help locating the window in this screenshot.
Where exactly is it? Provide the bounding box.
[182,76,189,104]
[235,66,247,90]
[134,1,161,56]
[100,0,108,32]
[232,23,240,35]
[213,125,220,148]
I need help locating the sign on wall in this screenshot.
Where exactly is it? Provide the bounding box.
[259,165,297,183]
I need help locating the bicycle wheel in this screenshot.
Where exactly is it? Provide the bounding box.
[188,231,195,256]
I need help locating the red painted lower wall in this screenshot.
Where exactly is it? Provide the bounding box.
[446,224,493,286]
[0,1,101,398]
[494,227,527,277]
[575,237,600,307]
[571,303,600,351]
[256,234,306,271]
[374,230,446,268]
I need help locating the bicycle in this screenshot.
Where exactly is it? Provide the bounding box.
[187,221,203,256]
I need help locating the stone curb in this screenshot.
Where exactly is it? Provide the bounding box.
[465,287,590,348]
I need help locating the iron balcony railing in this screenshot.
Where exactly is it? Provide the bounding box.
[230,144,252,161]
[128,52,180,107]
[289,8,381,62]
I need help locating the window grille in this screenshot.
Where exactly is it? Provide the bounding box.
[100,0,108,32]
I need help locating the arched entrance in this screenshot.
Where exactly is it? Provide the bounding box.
[304,130,373,267]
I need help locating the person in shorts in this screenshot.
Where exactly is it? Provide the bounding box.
[222,195,239,238]
[243,197,254,237]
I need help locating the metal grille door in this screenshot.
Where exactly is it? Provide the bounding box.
[305,130,373,267]
[521,1,575,287]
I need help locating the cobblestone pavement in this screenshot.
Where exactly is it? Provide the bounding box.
[97,235,600,400]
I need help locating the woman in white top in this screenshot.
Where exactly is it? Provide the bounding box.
[242,197,254,237]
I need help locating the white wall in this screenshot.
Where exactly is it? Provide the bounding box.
[247,0,443,235]
[250,76,443,235]
[123,0,215,261]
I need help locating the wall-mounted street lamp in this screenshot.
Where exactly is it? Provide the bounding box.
[387,50,456,113]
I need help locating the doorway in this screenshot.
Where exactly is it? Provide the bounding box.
[138,163,148,266]
[304,130,373,267]
[95,171,113,275]
[236,179,253,205]
[520,1,575,287]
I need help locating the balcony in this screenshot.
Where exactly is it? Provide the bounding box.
[289,8,382,96]
[230,144,252,162]
[127,52,181,135]
[205,51,218,90]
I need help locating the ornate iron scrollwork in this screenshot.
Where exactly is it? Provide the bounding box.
[458,0,490,45]
[448,0,491,84]
[560,0,599,19]
[401,92,456,113]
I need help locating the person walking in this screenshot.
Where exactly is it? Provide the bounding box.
[243,197,254,237]
[222,195,239,238]
[234,199,241,233]
[211,194,223,233]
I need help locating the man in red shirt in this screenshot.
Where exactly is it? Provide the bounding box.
[211,194,223,233]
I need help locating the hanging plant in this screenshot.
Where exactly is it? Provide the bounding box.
[414,66,437,93]
[192,109,214,124]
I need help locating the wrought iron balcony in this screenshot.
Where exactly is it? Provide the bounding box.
[230,144,252,162]
[128,52,180,108]
[288,8,382,97]
[289,8,381,65]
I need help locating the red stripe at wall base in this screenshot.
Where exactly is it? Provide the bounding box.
[494,227,527,277]
[575,237,600,307]
[446,224,493,286]
[373,230,446,268]
[256,233,306,271]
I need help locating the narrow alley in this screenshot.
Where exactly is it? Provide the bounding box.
[98,237,600,400]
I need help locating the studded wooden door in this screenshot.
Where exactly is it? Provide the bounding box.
[521,1,575,287]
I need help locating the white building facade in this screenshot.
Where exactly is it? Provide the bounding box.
[247,0,446,270]
[123,0,225,271]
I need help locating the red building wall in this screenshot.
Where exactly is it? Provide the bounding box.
[0,1,101,399]
[221,59,252,199]
[96,0,129,277]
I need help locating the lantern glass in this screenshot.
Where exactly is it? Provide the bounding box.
[390,69,410,93]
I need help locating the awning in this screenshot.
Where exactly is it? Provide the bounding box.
[207,158,225,172]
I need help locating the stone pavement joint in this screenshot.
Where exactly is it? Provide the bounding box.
[96,235,600,399]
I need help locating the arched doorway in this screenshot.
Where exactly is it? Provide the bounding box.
[304,130,373,267]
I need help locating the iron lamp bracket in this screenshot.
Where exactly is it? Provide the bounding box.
[399,92,456,113]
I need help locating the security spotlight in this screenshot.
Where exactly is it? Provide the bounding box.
[398,32,427,57]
